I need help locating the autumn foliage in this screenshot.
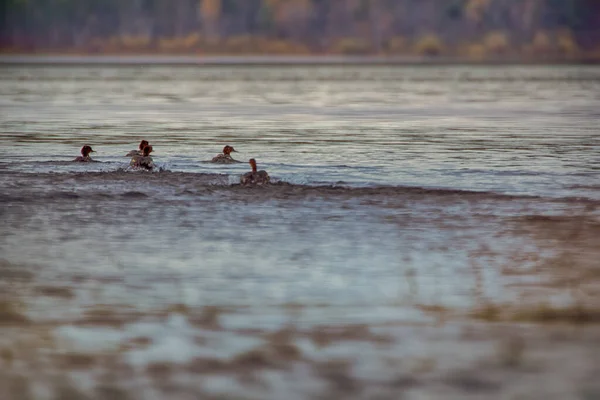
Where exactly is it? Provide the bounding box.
[1,0,599,61]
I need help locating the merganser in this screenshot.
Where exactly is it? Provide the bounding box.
[126,140,149,157]
[211,145,241,164]
[73,145,95,162]
[240,158,270,185]
[130,145,154,170]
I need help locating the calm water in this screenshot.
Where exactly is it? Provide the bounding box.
[1,64,599,319]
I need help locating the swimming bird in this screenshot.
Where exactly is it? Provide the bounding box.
[211,145,240,164]
[126,140,149,157]
[130,145,154,170]
[240,158,270,186]
[73,145,95,162]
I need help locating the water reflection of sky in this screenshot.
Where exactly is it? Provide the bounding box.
[1,65,599,199]
[1,64,599,325]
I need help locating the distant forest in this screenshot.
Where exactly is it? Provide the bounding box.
[2,0,599,60]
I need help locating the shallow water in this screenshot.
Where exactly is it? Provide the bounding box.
[1,63,599,312]
[1,62,600,399]
[1,64,599,195]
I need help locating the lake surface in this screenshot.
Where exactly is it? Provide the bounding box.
[1,63,599,310]
[1,64,598,194]
[1,62,599,399]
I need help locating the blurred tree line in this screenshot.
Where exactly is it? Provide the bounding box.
[1,0,599,60]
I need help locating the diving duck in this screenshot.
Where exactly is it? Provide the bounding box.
[73,145,95,162]
[240,158,270,186]
[211,145,240,164]
[126,140,149,157]
[130,145,154,170]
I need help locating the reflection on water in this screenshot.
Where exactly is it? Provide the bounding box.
[1,63,599,315]
[1,63,599,399]
[1,64,599,196]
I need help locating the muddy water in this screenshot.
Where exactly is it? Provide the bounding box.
[1,62,599,399]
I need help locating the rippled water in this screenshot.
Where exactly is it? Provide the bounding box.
[1,63,599,317]
[2,64,599,194]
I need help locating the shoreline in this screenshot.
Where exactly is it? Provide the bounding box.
[1,54,598,66]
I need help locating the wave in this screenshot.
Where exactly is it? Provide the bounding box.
[0,170,571,202]
[119,191,149,199]
[2,169,599,206]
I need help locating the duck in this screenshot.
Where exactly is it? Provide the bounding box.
[130,145,154,170]
[211,145,241,164]
[126,140,149,157]
[73,145,95,162]
[240,158,270,186]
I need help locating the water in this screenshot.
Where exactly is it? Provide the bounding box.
[1,61,600,399]
[1,64,599,309]
[1,65,598,193]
